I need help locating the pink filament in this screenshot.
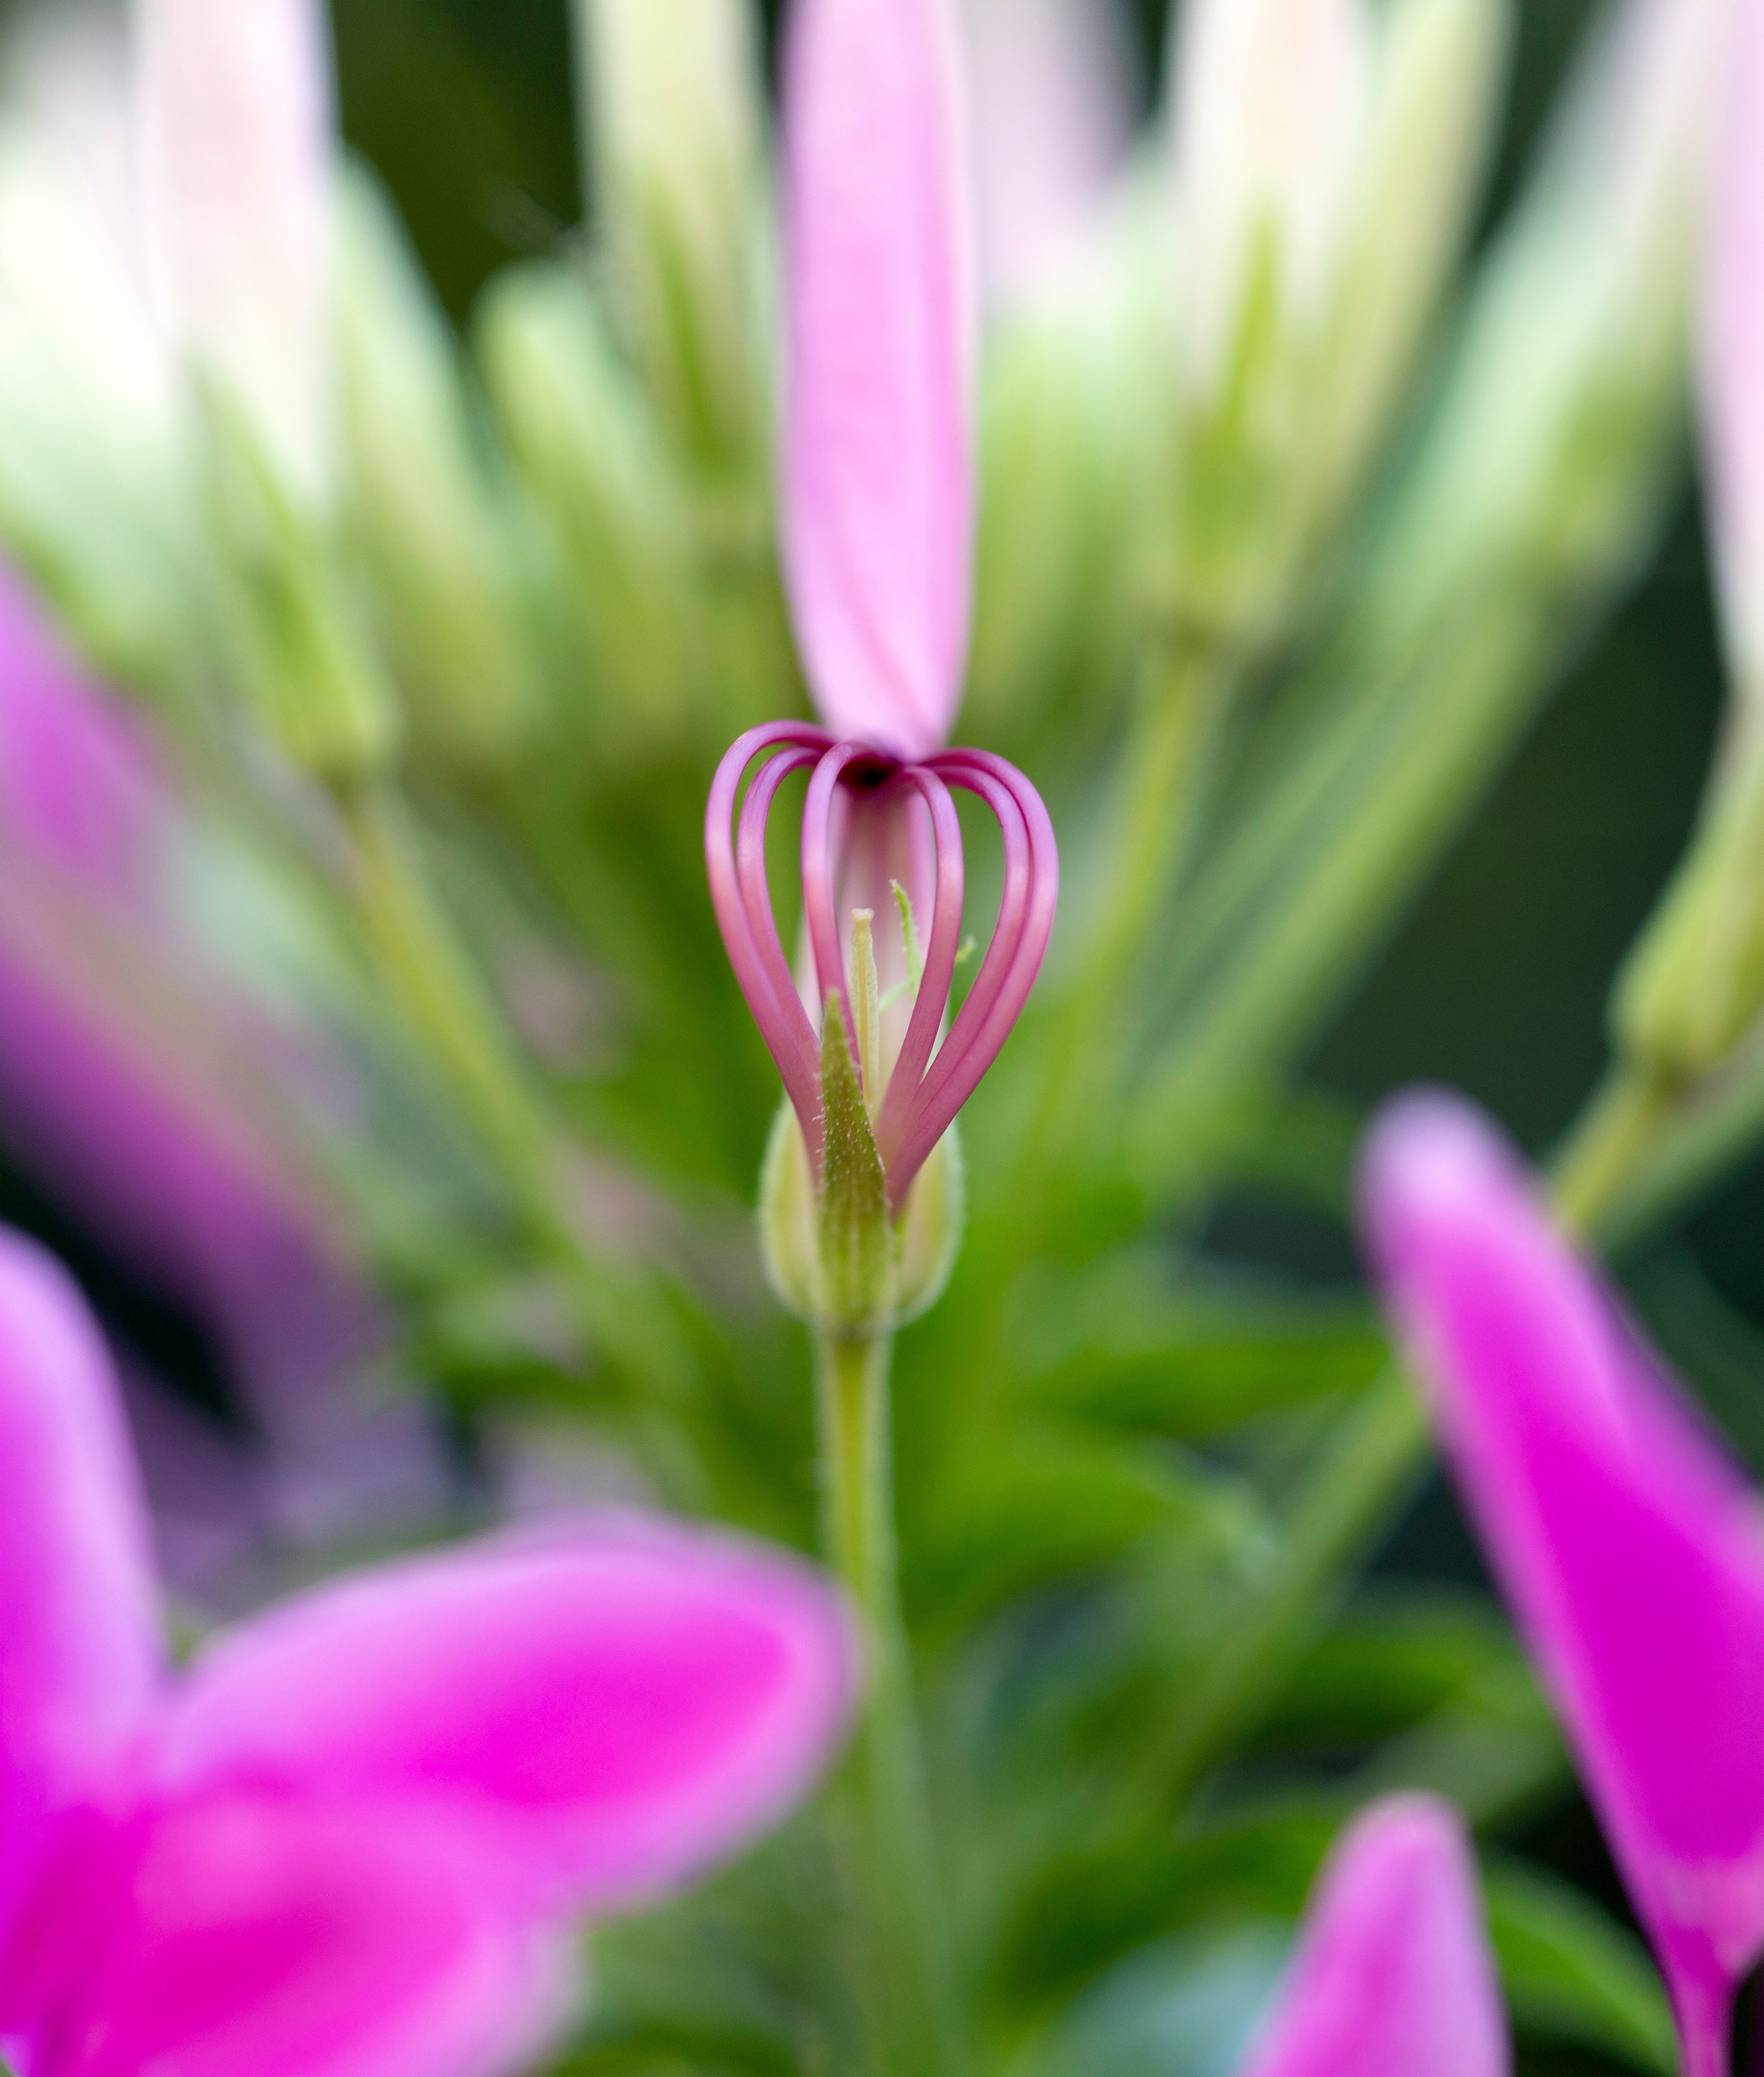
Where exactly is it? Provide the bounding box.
[706,731,1058,1212]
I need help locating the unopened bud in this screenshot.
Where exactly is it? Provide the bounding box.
[1161,0,1373,629]
[759,1087,964,1335]
[1615,721,1764,1084]
[135,0,336,508]
[1303,0,1511,536]
[576,0,766,480]
[1168,0,1371,411]
[336,167,539,763]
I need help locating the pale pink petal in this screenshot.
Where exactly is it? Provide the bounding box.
[154,1516,857,1916]
[20,1796,573,2077]
[781,0,976,758]
[134,0,335,502]
[1701,0,1764,691]
[1238,1795,1509,2077]
[958,0,1134,309]
[0,1233,162,1936]
[1359,1094,1764,2077]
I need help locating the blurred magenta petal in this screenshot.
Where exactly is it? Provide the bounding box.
[781,0,976,757]
[135,0,335,501]
[1237,1795,1508,2077]
[0,565,165,900]
[0,1235,160,1939]
[0,1231,854,2073]
[1701,0,1764,690]
[157,1520,858,1917]
[20,1799,573,2077]
[1359,1094,1764,2077]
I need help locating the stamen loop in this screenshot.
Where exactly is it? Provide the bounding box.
[708,727,1058,1214]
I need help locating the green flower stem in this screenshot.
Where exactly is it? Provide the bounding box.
[1026,632,1238,1177]
[340,778,559,1227]
[1552,1068,1678,1242]
[1152,1073,1678,1817]
[336,779,695,1445]
[815,1328,966,2077]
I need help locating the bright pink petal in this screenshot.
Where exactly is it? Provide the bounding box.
[154,1516,856,1917]
[1359,1094,1764,2076]
[22,1795,572,2077]
[1702,0,1764,689]
[1238,1795,1509,2077]
[0,1233,161,1931]
[781,0,976,758]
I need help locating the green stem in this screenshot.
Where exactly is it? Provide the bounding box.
[815,1329,966,2077]
[1026,633,1237,1179]
[1552,1066,1678,1243]
[340,778,559,1227]
[1152,1071,1677,1813]
[336,779,697,1445]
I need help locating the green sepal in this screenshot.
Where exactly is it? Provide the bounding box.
[817,995,891,1335]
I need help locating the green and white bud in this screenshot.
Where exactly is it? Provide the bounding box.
[336,166,541,764]
[1615,720,1764,1085]
[1303,0,1512,537]
[575,0,768,481]
[1371,0,1723,632]
[0,9,204,700]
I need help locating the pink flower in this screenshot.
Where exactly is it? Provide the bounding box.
[1359,1093,1764,2077]
[1236,1795,1509,2077]
[0,1227,855,2077]
[708,0,1057,1215]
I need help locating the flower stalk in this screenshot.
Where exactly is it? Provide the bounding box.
[815,1325,966,2077]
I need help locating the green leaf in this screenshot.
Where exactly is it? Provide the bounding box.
[907,1429,1265,1634]
[1013,1253,1386,1438]
[1483,1860,1677,2075]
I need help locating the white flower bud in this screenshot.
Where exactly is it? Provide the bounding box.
[1167,0,1373,405]
[134,0,335,508]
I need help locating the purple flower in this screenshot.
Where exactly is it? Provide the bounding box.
[1359,1093,1764,2077]
[1236,1795,1508,2077]
[707,0,1057,1220]
[0,1226,855,2077]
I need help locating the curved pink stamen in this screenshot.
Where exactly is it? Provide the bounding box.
[883,752,1057,1207]
[706,723,834,1160]
[707,730,1058,1219]
[801,744,881,1063]
[872,766,966,1159]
